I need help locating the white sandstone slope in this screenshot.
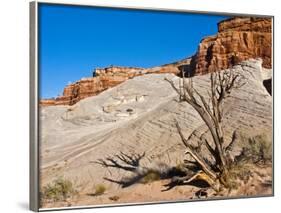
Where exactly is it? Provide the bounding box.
[40,59,272,205]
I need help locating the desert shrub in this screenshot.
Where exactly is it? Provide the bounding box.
[241,134,272,163]
[41,177,76,202]
[223,163,252,189]
[141,170,160,184]
[94,184,106,195]
[222,134,272,190]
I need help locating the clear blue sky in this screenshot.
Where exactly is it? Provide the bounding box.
[39,3,229,98]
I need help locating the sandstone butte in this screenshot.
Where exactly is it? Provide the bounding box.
[40,17,272,106]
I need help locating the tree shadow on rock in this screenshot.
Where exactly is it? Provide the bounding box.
[93,152,145,173]
[92,151,201,189]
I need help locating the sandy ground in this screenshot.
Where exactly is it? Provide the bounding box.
[41,163,272,209]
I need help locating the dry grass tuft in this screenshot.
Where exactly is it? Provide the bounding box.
[41,177,77,202]
[94,184,106,196]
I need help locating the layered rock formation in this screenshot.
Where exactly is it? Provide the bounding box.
[39,99,56,106]
[95,66,145,77]
[57,67,145,105]
[40,59,272,207]
[190,17,272,75]
[40,60,190,106]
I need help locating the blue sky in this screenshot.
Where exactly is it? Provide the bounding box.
[39,4,229,98]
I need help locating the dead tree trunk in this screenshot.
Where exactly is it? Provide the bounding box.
[165,68,245,187]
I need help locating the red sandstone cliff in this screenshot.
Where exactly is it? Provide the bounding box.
[40,62,187,106]
[190,17,272,75]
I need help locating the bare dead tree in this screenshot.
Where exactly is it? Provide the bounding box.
[165,68,245,188]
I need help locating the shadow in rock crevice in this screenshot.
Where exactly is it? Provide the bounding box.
[263,78,272,95]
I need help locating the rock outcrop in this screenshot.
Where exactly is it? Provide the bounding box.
[40,59,272,207]
[190,17,272,75]
[56,67,144,106]
[39,99,56,106]
[40,60,190,106]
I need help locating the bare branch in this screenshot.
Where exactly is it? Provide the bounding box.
[225,130,238,152]
[165,68,246,187]
[164,77,181,96]
[175,122,217,180]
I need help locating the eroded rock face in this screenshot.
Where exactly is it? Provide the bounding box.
[40,99,56,106]
[56,75,136,106]
[40,62,190,106]
[40,67,143,106]
[190,17,272,75]
[95,66,145,77]
[40,60,272,200]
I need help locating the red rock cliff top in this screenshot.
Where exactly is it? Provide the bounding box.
[40,62,187,106]
[190,17,272,75]
[218,17,272,32]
